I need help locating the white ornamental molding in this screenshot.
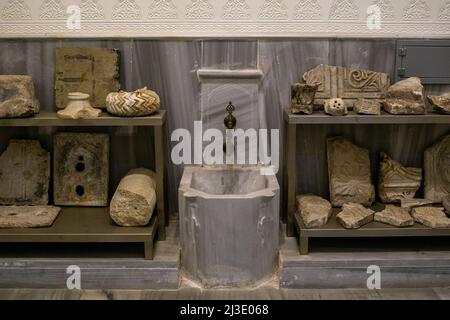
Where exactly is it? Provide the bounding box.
[0,0,449,38]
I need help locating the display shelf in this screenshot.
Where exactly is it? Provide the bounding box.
[0,207,158,260]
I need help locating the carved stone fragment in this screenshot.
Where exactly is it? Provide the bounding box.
[411,207,450,228]
[401,198,434,212]
[378,153,422,203]
[0,140,50,205]
[443,195,450,215]
[336,203,375,229]
[290,83,318,114]
[55,48,120,109]
[57,92,101,119]
[427,93,450,114]
[303,64,390,108]
[53,133,109,206]
[424,134,450,203]
[296,194,332,228]
[0,75,40,118]
[106,87,160,117]
[324,98,347,116]
[384,77,426,115]
[354,98,381,115]
[110,168,157,227]
[374,205,414,227]
[327,137,375,207]
[0,206,60,228]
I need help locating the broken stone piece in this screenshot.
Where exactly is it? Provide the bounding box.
[0,206,60,228]
[354,98,381,115]
[384,77,426,115]
[411,207,450,228]
[374,205,414,227]
[296,194,332,228]
[0,75,40,118]
[106,87,160,117]
[53,133,109,207]
[110,168,157,227]
[0,140,50,205]
[424,134,450,203]
[57,92,101,119]
[378,152,422,203]
[336,203,375,229]
[324,98,347,116]
[290,83,318,115]
[401,198,434,212]
[327,137,375,207]
[427,93,450,114]
[443,195,450,216]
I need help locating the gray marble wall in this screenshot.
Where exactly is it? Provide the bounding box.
[0,39,449,217]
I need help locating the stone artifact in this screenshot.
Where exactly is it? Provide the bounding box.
[384,77,426,115]
[427,93,450,114]
[0,140,50,205]
[327,137,375,207]
[374,205,414,227]
[443,195,450,215]
[336,203,375,229]
[0,75,40,118]
[303,64,390,108]
[378,153,422,203]
[324,98,347,116]
[53,133,109,206]
[0,206,60,228]
[55,48,120,109]
[411,207,450,228]
[354,98,381,115]
[106,87,160,117]
[424,134,450,203]
[290,83,318,114]
[110,168,157,227]
[57,92,101,119]
[296,194,332,228]
[401,198,434,212]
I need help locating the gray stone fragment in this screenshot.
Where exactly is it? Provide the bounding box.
[354,98,381,115]
[411,207,450,228]
[427,93,450,114]
[0,140,50,205]
[0,75,40,118]
[290,83,318,115]
[336,203,375,229]
[384,77,425,115]
[110,168,157,227]
[296,194,332,228]
[374,205,414,227]
[0,206,60,228]
[424,134,450,203]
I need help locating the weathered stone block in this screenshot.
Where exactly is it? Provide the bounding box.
[427,93,450,114]
[324,98,347,116]
[336,203,374,229]
[0,75,40,118]
[384,77,425,115]
[53,133,109,206]
[411,207,450,228]
[296,194,332,228]
[0,140,50,205]
[374,205,414,227]
[0,206,60,228]
[290,83,318,115]
[424,134,450,203]
[401,198,434,212]
[354,98,381,115]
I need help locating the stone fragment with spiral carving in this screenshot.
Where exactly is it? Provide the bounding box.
[106,87,160,117]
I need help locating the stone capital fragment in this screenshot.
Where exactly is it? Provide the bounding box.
[296,194,332,228]
[336,203,374,229]
[290,83,318,115]
[374,205,414,227]
[411,207,450,228]
[384,77,425,115]
[57,92,101,119]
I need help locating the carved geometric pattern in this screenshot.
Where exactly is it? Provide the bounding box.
[258,0,288,20]
[329,0,359,20]
[294,0,322,19]
[403,0,431,20]
[222,0,251,19]
[112,0,142,20]
[185,0,214,19]
[0,0,31,20]
[149,0,177,19]
[372,0,395,20]
[81,0,105,20]
[439,0,450,20]
[39,0,66,20]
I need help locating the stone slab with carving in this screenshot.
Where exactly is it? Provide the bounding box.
[290,83,318,115]
[0,206,60,228]
[384,77,425,115]
[110,168,157,227]
[324,98,347,116]
[354,98,381,115]
[427,93,450,114]
[374,205,414,227]
[303,64,389,108]
[327,137,375,207]
[0,75,40,118]
[336,203,375,229]
[296,194,332,228]
[57,92,101,119]
[378,152,422,203]
[0,140,50,205]
[411,207,450,228]
[106,87,160,117]
[401,198,434,212]
[55,48,120,109]
[53,133,109,206]
[424,134,450,203]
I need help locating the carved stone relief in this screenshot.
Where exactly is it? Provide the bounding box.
[294,0,321,19]
[424,134,450,203]
[149,0,177,19]
[374,205,414,227]
[336,203,374,229]
[80,0,105,20]
[222,0,251,19]
[39,0,65,20]
[329,0,359,20]
[185,0,214,19]
[258,0,288,20]
[0,0,31,20]
[373,0,395,20]
[412,207,450,228]
[403,0,431,20]
[112,0,142,20]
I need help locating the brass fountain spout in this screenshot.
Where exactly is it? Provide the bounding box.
[223,102,237,154]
